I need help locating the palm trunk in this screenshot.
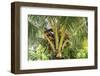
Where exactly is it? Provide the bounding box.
[56,49,62,58]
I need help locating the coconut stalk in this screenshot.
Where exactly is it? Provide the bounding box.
[44,33,55,53]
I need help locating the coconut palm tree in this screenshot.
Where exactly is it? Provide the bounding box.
[28,15,88,60]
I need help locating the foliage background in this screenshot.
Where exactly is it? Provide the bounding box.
[28,15,88,60]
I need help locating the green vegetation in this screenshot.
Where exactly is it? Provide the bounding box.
[28,15,88,60]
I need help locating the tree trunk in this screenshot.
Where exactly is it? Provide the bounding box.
[56,49,62,59]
